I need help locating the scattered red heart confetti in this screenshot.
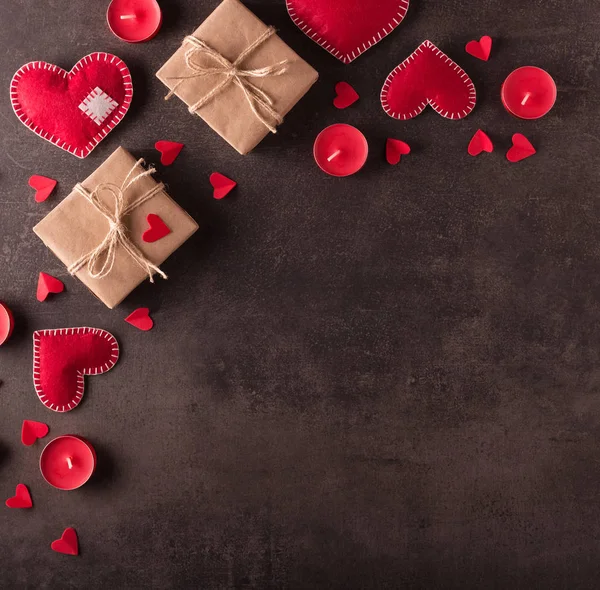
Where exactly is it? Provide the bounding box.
[507,133,536,163]
[5,484,33,509]
[468,129,494,156]
[386,139,411,165]
[21,420,49,446]
[36,272,64,302]
[142,213,171,243]
[51,528,79,555]
[333,81,359,109]
[210,172,237,200]
[125,308,154,331]
[155,141,184,166]
[465,36,492,61]
[28,175,57,203]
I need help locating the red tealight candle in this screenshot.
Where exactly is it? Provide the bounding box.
[501,66,557,120]
[0,302,14,346]
[107,0,162,43]
[313,124,369,177]
[40,435,97,490]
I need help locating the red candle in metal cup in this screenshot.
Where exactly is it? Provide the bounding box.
[40,435,97,490]
[107,0,162,43]
[0,302,14,346]
[313,124,369,177]
[501,66,556,120]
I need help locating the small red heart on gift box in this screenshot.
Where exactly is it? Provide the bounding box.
[155,141,184,166]
[468,129,494,156]
[5,484,32,509]
[51,528,79,555]
[465,36,492,61]
[210,172,237,200]
[333,82,359,109]
[28,175,57,203]
[125,308,153,331]
[142,213,171,243]
[21,420,49,446]
[507,133,536,162]
[386,139,411,165]
[36,272,64,302]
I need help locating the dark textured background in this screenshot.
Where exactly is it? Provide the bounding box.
[1,0,599,588]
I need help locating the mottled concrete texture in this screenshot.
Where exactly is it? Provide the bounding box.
[1,0,599,588]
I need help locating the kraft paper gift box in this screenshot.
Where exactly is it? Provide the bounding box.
[33,147,199,309]
[156,0,319,155]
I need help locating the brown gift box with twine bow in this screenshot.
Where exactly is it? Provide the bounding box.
[156,0,318,155]
[33,147,199,309]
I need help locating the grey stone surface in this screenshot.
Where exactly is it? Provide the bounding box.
[1,0,599,588]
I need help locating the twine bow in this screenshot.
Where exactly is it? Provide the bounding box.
[165,26,288,133]
[68,160,167,283]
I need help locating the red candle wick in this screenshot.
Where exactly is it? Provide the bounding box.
[521,92,532,106]
[119,13,137,20]
[66,457,73,470]
[327,149,342,162]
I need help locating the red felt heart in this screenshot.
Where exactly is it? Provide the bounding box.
[465,36,492,61]
[11,53,132,159]
[507,133,536,163]
[5,484,33,509]
[33,327,119,413]
[29,175,57,203]
[125,308,154,331]
[333,82,359,109]
[468,129,494,156]
[21,420,49,446]
[51,528,79,556]
[37,272,64,302]
[210,172,237,200]
[142,214,171,243]
[381,40,476,121]
[386,138,411,165]
[286,0,410,64]
[155,140,184,166]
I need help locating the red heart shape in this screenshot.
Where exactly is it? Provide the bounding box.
[125,308,154,331]
[5,484,33,509]
[381,41,476,121]
[507,133,536,163]
[286,0,410,64]
[51,528,79,556]
[37,272,64,302]
[142,213,171,243]
[11,53,132,159]
[386,138,411,165]
[333,82,359,109]
[155,140,184,166]
[29,175,57,203]
[0,302,14,346]
[210,172,237,200]
[465,36,492,61]
[21,420,49,446]
[468,129,494,156]
[33,327,120,413]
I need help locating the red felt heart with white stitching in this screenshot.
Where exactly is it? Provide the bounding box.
[11,52,132,159]
[381,40,476,120]
[286,0,409,64]
[33,327,119,413]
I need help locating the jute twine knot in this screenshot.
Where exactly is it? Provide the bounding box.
[165,26,289,134]
[68,159,168,282]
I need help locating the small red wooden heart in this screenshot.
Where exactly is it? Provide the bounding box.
[21,420,49,446]
[5,484,33,509]
[142,213,171,243]
[36,272,64,302]
[29,175,57,203]
[155,141,184,166]
[210,172,237,200]
[333,82,359,109]
[468,129,494,156]
[51,528,79,555]
[507,133,536,163]
[386,139,411,165]
[465,36,492,61]
[125,308,153,331]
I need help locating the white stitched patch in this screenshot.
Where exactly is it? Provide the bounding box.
[78,87,118,125]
